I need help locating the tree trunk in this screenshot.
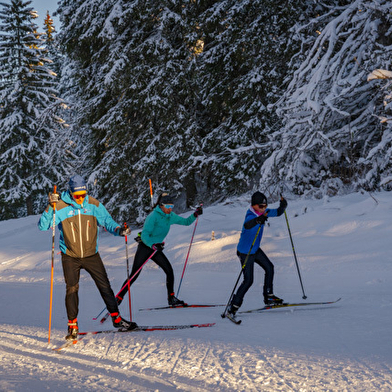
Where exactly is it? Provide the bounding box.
[26,195,33,216]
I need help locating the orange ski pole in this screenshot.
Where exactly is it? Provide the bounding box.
[48,185,57,344]
[149,179,153,208]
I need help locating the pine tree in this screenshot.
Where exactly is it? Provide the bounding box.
[183,0,318,201]
[0,0,70,219]
[56,0,201,221]
[260,0,392,195]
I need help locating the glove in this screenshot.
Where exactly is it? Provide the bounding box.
[194,206,203,217]
[255,214,268,225]
[117,225,131,237]
[48,192,60,207]
[152,242,165,252]
[280,197,288,210]
[134,232,142,243]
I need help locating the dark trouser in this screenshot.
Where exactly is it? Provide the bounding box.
[117,242,174,303]
[231,248,274,308]
[61,252,119,320]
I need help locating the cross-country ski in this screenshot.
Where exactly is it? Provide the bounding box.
[53,323,216,351]
[139,303,225,311]
[238,298,342,314]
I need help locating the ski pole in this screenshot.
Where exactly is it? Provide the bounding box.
[48,185,57,344]
[149,179,154,208]
[124,222,132,321]
[177,215,199,297]
[221,224,262,318]
[283,201,307,299]
[119,249,157,296]
[93,249,157,321]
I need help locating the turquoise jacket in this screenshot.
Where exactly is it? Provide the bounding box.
[141,206,196,248]
[38,190,120,258]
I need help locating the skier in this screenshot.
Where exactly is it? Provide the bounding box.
[38,175,137,340]
[116,193,203,307]
[226,191,288,320]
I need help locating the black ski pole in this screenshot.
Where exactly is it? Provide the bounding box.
[221,224,263,318]
[282,199,307,299]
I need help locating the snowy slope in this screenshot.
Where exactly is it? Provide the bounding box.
[0,191,391,391]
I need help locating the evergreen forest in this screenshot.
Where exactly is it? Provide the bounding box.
[0,0,391,222]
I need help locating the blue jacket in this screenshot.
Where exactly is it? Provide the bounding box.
[141,206,196,248]
[237,207,281,254]
[38,191,120,258]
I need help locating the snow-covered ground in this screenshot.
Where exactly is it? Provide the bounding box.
[0,191,391,391]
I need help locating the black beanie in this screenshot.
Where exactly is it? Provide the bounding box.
[251,191,268,206]
[158,193,174,205]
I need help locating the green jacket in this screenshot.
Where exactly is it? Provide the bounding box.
[141,206,196,248]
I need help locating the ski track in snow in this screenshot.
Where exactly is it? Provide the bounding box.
[0,191,392,391]
[0,325,391,391]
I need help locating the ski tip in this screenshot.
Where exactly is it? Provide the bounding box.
[199,322,216,328]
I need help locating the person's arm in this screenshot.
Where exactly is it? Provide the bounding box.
[276,196,288,216]
[140,211,158,247]
[95,201,122,235]
[38,192,61,231]
[38,207,54,231]
[244,212,268,229]
[170,212,196,226]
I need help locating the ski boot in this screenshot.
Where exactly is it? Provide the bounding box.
[225,304,241,324]
[168,292,186,307]
[111,312,138,330]
[264,294,284,305]
[65,318,79,340]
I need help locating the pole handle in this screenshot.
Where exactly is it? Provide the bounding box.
[53,185,57,210]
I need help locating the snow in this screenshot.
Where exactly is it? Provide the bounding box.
[0,191,391,391]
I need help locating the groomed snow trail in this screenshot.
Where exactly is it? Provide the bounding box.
[0,324,391,391]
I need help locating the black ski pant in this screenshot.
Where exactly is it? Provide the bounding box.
[61,252,119,320]
[231,248,274,308]
[117,241,174,303]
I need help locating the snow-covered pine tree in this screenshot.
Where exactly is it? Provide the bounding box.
[43,11,61,78]
[40,10,78,187]
[261,0,392,196]
[0,0,70,219]
[185,0,317,202]
[366,67,392,189]
[56,0,201,222]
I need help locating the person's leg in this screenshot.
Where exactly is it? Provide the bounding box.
[254,248,274,297]
[61,253,81,320]
[117,242,154,304]
[255,248,283,304]
[82,253,138,329]
[82,252,118,314]
[231,252,256,310]
[151,251,175,296]
[61,253,81,339]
